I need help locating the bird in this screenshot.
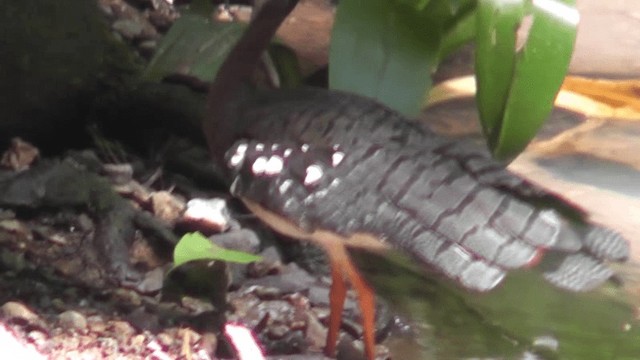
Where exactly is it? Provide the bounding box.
[202,1,630,359]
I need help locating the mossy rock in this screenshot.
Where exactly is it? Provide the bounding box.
[0,0,142,152]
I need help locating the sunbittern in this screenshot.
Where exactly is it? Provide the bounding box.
[203,1,629,359]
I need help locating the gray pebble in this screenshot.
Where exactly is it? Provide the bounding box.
[112,19,145,40]
[1,301,41,325]
[58,310,87,331]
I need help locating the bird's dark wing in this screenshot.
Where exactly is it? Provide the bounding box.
[226,88,628,291]
[225,135,628,293]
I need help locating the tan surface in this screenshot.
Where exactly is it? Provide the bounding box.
[571,0,640,77]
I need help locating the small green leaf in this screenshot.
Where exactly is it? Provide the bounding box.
[494,0,578,159]
[475,0,526,144]
[268,43,303,89]
[173,232,261,269]
[475,0,578,160]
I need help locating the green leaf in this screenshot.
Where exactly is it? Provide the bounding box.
[143,14,246,82]
[394,0,432,11]
[476,0,578,160]
[330,0,446,117]
[438,3,477,62]
[268,43,303,89]
[172,232,261,269]
[475,0,526,144]
[350,248,640,359]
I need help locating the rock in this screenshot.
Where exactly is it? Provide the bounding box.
[102,163,134,185]
[75,214,94,232]
[109,320,136,343]
[134,268,166,294]
[198,331,218,355]
[307,285,357,313]
[206,229,264,287]
[130,334,146,349]
[304,310,327,351]
[26,330,48,350]
[0,0,141,151]
[112,19,146,40]
[182,198,232,233]
[137,40,158,58]
[156,332,174,348]
[112,288,142,309]
[127,308,160,332]
[0,219,32,240]
[1,301,41,325]
[0,137,39,171]
[211,229,262,254]
[244,263,317,294]
[181,297,216,315]
[336,336,366,360]
[150,190,185,224]
[248,246,284,278]
[58,310,88,331]
[87,315,107,333]
[0,249,27,272]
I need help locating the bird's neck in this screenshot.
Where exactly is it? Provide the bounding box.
[203,0,299,165]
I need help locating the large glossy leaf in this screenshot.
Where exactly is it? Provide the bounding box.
[476,0,578,160]
[330,0,447,117]
[144,10,301,90]
[144,14,246,82]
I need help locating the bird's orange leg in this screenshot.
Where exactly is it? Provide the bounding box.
[342,249,376,360]
[321,242,377,360]
[325,253,347,358]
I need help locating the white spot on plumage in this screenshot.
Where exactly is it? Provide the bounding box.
[301,144,309,152]
[313,187,330,199]
[284,148,293,158]
[228,142,248,168]
[304,164,323,185]
[230,177,240,195]
[252,156,268,175]
[255,143,265,152]
[264,155,284,175]
[331,151,344,167]
[279,179,293,194]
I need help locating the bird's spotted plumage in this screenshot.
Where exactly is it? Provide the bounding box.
[225,89,628,292]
